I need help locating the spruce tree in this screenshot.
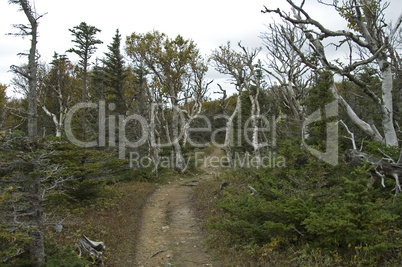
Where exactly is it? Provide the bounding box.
[103,29,127,115]
[67,22,102,141]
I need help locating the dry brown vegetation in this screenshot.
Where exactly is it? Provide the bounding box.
[50,181,156,266]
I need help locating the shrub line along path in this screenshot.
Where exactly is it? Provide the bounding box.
[134,148,223,267]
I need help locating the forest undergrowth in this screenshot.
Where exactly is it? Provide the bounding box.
[194,140,402,266]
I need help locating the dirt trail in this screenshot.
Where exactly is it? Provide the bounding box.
[134,149,222,267]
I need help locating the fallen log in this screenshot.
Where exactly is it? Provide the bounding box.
[77,235,106,266]
[344,149,402,193]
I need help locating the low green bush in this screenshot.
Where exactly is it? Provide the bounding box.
[207,141,402,266]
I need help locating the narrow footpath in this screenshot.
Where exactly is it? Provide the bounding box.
[135,149,223,267]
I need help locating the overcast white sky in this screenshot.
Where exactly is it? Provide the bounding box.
[1,0,402,97]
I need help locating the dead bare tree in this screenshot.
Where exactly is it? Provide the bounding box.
[211,42,252,168]
[8,0,45,137]
[261,21,311,121]
[181,60,212,147]
[238,44,265,163]
[263,0,402,196]
[263,0,402,147]
[38,54,75,137]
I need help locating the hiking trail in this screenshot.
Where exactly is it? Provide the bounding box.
[134,148,223,267]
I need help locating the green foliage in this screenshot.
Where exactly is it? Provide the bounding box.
[126,31,202,98]
[101,29,129,114]
[45,243,90,267]
[0,83,6,110]
[39,53,76,137]
[207,140,402,265]
[67,22,102,69]
[304,71,336,151]
[0,132,155,264]
[304,167,398,251]
[0,234,91,266]
[0,225,31,265]
[336,0,381,33]
[361,140,400,162]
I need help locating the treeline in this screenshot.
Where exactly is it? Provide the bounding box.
[1,2,401,171]
[2,26,400,169]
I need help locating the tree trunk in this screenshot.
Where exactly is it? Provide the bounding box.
[41,106,63,137]
[181,101,203,147]
[19,0,38,137]
[224,93,242,169]
[285,84,303,121]
[82,60,88,142]
[344,149,402,191]
[249,89,261,165]
[150,103,160,176]
[248,65,263,164]
[171,102,184,171]
[379,61,398,146]
[29,175,45,266]
[28,32,38,137]
[329,82,383,142]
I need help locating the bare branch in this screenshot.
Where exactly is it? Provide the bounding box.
[338,120,357,150]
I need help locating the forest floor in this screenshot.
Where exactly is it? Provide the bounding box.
[134,148,224,267]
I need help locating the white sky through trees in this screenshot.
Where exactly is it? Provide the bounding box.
[1,0,401,97]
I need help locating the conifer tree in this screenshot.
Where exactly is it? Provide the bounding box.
[103,29,127,115]
[67,22,102,141]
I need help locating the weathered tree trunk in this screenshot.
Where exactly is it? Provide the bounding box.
[263,0,400,148]
[27,27,38,137]
[247,82,261,165]
[17,0,38,137]
[182,68,210,147]
[29,174,45,266]
[378,60,398,146]
[329,82,383,142]
[77,235,105,266]
[172,114,184,171]
[82,57,88,142]
[12,1,43,262]
[344,149,402,192]
[41,105,65,137]
[224,93,242,169]
[182,98,205,147]
[285,84,303,121]
[171,99,184,171]
[249,96,261,162]
[150,102,160,176]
